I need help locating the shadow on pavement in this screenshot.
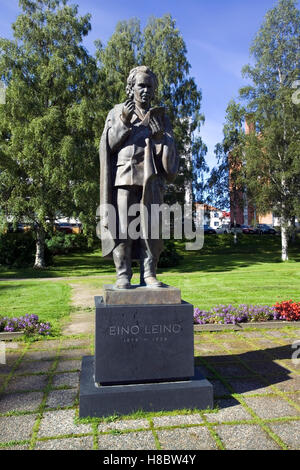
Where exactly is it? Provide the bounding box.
[195,343,297,400]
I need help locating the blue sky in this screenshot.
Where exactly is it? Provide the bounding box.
[0,0,289,169]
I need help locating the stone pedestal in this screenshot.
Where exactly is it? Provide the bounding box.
[102,284,182,305]
[79,285,213,418]
[94,297,194,384]
[80,356,213,418]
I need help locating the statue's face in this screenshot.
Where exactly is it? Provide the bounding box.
[132,72,155,108]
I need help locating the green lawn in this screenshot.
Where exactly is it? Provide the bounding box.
[0,234,299,333]
[0,281,71,334]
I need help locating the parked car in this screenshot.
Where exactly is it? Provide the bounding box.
[256,224,277,235]
[216,224,230,234]
[8,223,31,233]
[241,224,259,234]
[204,225,216,234]
[230,223,243,234]
[55,223,73,234]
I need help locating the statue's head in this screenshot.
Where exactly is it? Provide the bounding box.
[126,66,158,107]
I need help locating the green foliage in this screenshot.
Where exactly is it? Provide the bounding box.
[206,100,246,212]
[95,14,208,205]
[0,5,208,268]
[0,0,99,267]
[46,232,93,255]
[239,0,300,259]
[142,15,208,204]
[157,239,182,268]
[0,231,52,267]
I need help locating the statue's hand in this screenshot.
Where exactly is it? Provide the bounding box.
[121,99,135,125]
[149,116,164,141]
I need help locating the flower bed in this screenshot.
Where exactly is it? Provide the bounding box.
[194,300,300,325]
[0,314,51,336]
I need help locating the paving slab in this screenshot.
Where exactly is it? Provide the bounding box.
[252,339,279,349]
[0,375,7,389]
[0,328,299,450]
[0,414,37,443]
[157,427,217,450]
[203,354,237,364]
[244,360,290,377]
[239,350,274,362]
[15,360,54,374]
[57,349,91,361]
[271,374,300,393]
[214,424,281,450]
[51,372,80,389]
[0,391,44,413]
[60,339,92,349]
[218,341,252,352]
[0,354,21,374]
[235,331,268,339]
[227,377,273,395]
[23,350,58,361]
[56,360,82,372]
[152,414,203,428]
[266,331,291,338]
[213,363,253,378]
[29,340,61,350]
[243,396,300,419]
[45,389,77,409]
[98,431,157,450]
[5,374,49,393]
[38,409,92,437]
[287,393,300,406]
[279,359,300,373]
[194,344,224,356]
[35,436,94,450]
[204,398,252,423]
[268,421,300,450]
[267,345,295,360]
[98,418,150,432]
[1,444,30,450]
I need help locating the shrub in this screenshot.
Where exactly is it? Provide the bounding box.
[273,300,300,321]
[46,233,92,255]
[0,232,52,267]
[0,314,51,336]
[158,240,182,268]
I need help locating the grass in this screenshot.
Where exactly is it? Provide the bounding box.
[0,234,299,332]
[0,281,71,335]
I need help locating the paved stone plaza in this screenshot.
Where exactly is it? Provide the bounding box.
[0,327,299,450]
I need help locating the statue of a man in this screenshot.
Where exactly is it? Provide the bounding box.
[99,66,178,289]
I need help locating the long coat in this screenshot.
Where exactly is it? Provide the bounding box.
[99,103,178,258]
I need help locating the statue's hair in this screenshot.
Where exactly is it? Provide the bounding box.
[126,66,158,99]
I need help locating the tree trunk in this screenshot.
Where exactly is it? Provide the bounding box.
[290,216,296,243]
[281,223,289,262]
[34,226,46,269]
[233,192,238,245]
[184,150,193,207]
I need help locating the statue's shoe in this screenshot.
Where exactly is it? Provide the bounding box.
[144,276,163,288]
[115,278,131,289]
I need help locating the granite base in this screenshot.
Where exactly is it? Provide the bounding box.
[79,356,214,418]
[94,297,194,384]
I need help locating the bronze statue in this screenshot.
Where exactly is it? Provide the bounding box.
[99,66,178,289]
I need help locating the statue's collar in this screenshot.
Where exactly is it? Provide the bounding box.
[134,105,149,121]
